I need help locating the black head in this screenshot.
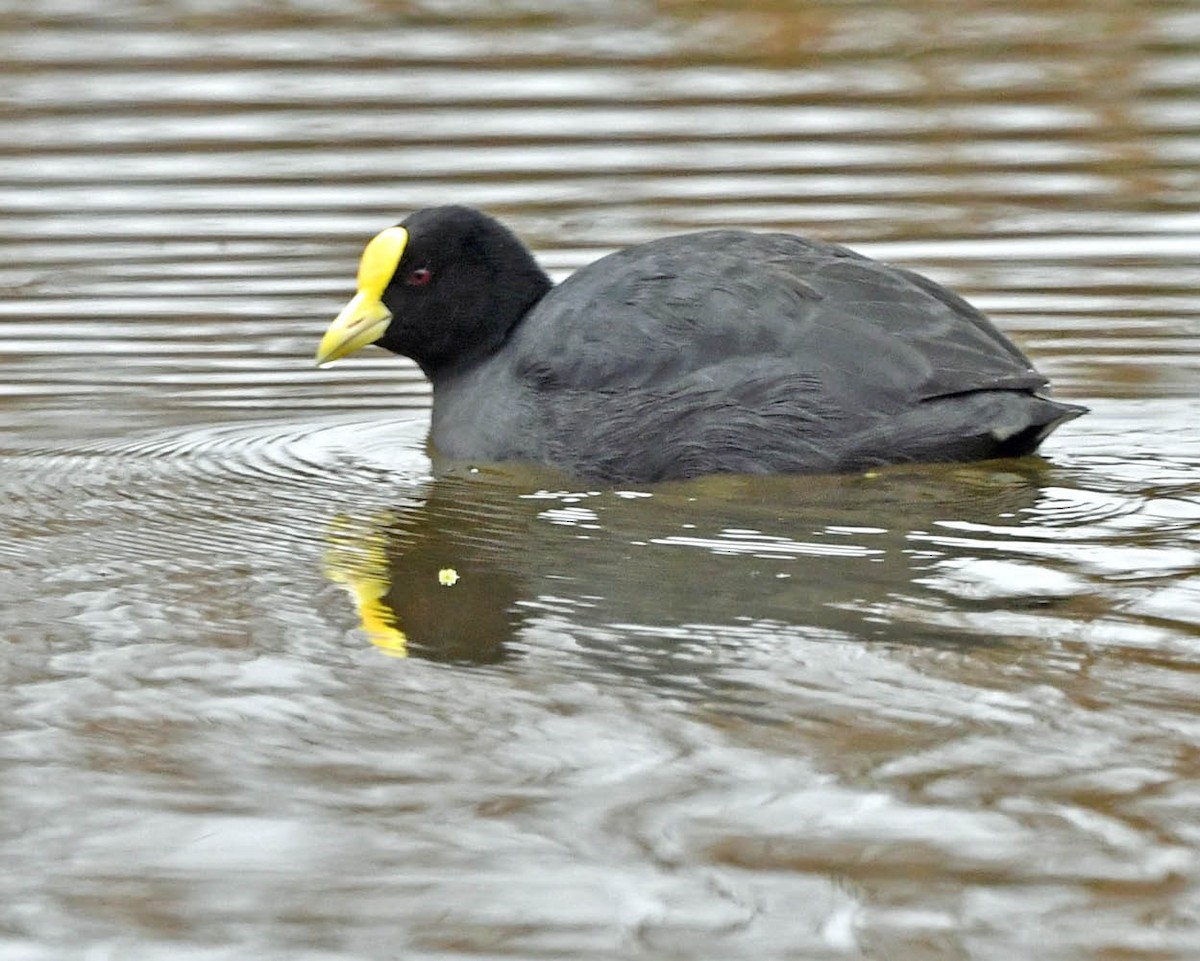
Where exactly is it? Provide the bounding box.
[315,206,552,379]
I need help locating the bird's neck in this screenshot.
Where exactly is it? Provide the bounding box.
[421,268,553,382]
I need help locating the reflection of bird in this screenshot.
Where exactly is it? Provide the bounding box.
[317,206,1085,483]
[319,462,1056,670]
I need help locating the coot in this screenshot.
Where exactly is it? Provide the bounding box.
[316,206,1084,482]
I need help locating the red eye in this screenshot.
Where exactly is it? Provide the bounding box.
[406,268,432,286]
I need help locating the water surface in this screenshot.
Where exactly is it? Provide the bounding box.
[2,2,1199,959]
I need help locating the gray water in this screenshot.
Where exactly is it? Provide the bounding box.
[2,2,1199,959]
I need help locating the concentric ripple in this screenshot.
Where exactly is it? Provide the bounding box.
[0,414,432,569]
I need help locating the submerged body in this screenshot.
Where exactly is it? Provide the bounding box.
[317,207,1084,483]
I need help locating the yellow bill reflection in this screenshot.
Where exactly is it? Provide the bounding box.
[324,512,408,658]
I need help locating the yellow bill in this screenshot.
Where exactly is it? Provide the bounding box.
[315,291,392,366]
[315,226,409,366]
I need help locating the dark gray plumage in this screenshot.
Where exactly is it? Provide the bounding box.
[357,206,1084,483]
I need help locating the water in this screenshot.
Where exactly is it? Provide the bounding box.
[2,1,1199,958]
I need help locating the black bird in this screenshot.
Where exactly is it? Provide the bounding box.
[316,206,1084,483]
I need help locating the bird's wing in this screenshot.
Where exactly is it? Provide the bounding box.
[511,230,1047,405]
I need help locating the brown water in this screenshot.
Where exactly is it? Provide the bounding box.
[3,2,1199,959]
